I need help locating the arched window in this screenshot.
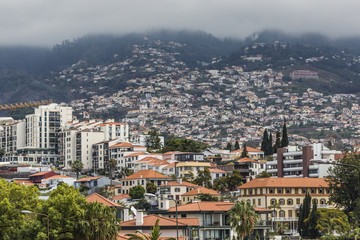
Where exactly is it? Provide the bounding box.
[271,199,277,205]
[287,199,293,205]
[279,198,285,205]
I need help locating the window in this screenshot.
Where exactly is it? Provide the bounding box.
[320,199,326,205]
[280,210,285,218]
[279,199,285,205]
[319,188,324,194]
[278,188,283,194]
[296,198,301,204]
[175,188,181,192]
[252,199,255,205]
[311,188,316,194]
[270,188,274,194]
[181,214,187,218]
[258,199,261,205]
[287,199,293,205]
[288,210,293,218]
[271,199,276,205]
[286,188,291,194]
[302,188,307,194]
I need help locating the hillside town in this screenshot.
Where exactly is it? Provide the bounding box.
[45,39,360,148]
[0,103,358,239]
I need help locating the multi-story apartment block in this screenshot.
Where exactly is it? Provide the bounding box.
[0,119,25,161]
[175,161,212,178]
[99,122,129,141]
[267,143,341,178]
[237,177,333,235]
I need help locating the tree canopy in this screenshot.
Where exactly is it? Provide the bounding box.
[129,185,146,200]
[162,138,208,153]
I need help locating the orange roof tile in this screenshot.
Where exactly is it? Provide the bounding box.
[254,207,273,212]
[114,184,122,188]
[122,170,170,180]
[237,157,257,163]
[75,176,103,182]
[182,186,221,196]
[159,181,199,187]
[110,142,133,148]
[209,168,227,174]
[168,201,234,212]
[111,194,131,200]
[232,147,264,153]
[29,171,54,177]
[120,214,199,227]
[125,152,146,158]
[163,162,176,168]
[45,175,73,180]
[237,178,329,189]
[85,193,121,207]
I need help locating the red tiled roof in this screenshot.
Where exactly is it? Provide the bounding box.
[125,152,146,158]
[254,207,272,212]
[45,175,73,180]
[209,168,227,173]
[29,171,54,177]
[237,178,329,189]
[232,147,264,153]
[110,142,133,148]
[85,193,121,207]
[120,214,199,227]
[159,181,199,187]
[75,176,103,182]
[182,186,221,196]
[122,170,170,180]
[112,194,130,200]
[237,157,257,163]
[168,201,234,212]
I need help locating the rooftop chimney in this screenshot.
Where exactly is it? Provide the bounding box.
[123,208,129,222]
[136,211,144,226]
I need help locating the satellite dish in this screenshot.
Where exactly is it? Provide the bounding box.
[130,206,137,216]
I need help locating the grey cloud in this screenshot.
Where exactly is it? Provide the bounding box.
[0,0,359,46]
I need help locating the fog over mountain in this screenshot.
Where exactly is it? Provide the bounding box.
[1,0,360,46]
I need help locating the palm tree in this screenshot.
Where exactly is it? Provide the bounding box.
[125,219,176,240]
[108,158,117,187]
[71,159,83,180]
[228,200,260,240]
[268,201,281,233]
[75,202,119,240]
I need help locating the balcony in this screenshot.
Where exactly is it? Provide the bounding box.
[272,217,298,222]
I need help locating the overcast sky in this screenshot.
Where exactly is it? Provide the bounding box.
[0,0,359,47]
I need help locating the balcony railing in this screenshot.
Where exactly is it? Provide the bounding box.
[272,217,298,222]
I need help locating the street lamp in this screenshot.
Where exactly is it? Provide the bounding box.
[21,210,50,240]
[145,193,179,240]
[311,159,360,198]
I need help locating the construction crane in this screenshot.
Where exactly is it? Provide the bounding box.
[0,100,53,111]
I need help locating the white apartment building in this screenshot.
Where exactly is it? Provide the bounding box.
[0,119,26,161]
[267,143,341,178]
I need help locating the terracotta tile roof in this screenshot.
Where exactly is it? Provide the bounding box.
[14,179,34,185]
[110,142,133,148]
[209,168,227,174]
[45,175,73,180]
[85,193,121,207]
[254,207,273,212]
[163,162,176,168]
[120,214,199,227]
[100,122,127,126]
[114,184,122,188]
[29,171,54,177]
[168,201,234,212]
[232,147,264,153]
[112,194,131,200]
[237,178,329,189]
[237,157,257,163]
[75,176,103,182]
[137,157,163,163]
[182,186,221,196]
[122,170,171,180]
[159,181,199,187]
[163,151,181,155]
[125,152,146,157]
